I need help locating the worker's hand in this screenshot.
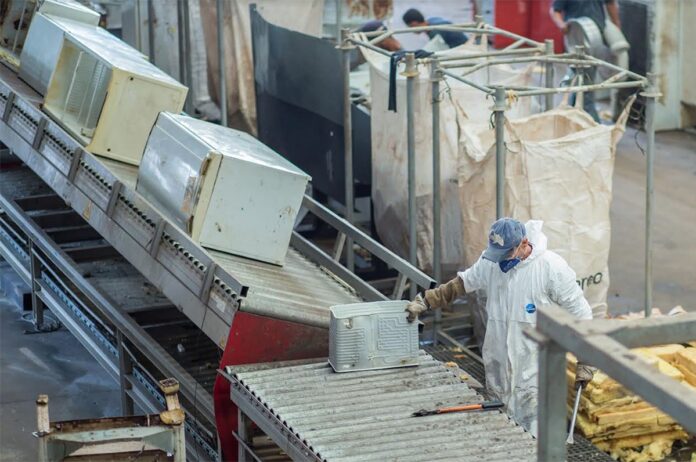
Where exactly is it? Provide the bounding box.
[575,363,596,389]
[405,294,429,322]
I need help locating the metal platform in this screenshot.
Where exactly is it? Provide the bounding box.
[223,353,537,462]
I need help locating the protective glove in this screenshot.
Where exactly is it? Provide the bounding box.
[406,294,429,322]
[575,362,596,389]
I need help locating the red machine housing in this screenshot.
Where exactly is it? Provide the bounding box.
[494,0,564,52]
[214,312,329,461]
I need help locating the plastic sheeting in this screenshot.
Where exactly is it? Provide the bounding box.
[367,41,539,276]
[200,0,324,133]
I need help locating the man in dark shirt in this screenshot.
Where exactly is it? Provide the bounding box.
[550,0,622,122]
[402,8,467,49]
[550,0,621,32]
[358,20,402,52]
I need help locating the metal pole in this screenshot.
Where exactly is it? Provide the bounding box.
[431,61,442,285]
[430,61,442,341]
[574,46,586,109]
[147,0,155,64]
[335,0,342,43]
[405,53,418,298]
[643,73,658,317]
[177,0,186,85]
[493,86,506,219]
[544,39,554,111]
[340,28,354,272]
[182,0,193,114]
[117,331,134,415]
[29,241,44,329]
[536,334,568,461]
[217,0,228,126]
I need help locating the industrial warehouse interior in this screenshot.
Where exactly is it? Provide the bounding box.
[0,0,694,461]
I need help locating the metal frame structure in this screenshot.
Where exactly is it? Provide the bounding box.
[345,20,659,315]
[530,305,696,461]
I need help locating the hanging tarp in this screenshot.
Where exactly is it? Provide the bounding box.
[200,0,324,133]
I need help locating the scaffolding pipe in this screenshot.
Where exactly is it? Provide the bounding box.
[217,0,228,126]
[405,53,418,298]
[335,0,342,43]
[544,40,554,110]
[643,73,658,317]
[182,0,193,114]
[493,86,506,219]
[431,61,442,337]
[177,0,186,85]
[147,0,155,64]
[341,29,354,272]
[431,61,442,285]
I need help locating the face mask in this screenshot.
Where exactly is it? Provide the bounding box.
[499,258,521,273]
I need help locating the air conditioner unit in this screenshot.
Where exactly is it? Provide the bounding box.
[1,0,95,54]
[136,113,310,266]
[329,301,419,373]
[43,28,186,165]
[20,10,101,95]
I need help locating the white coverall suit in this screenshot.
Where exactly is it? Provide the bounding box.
[458,220,592,436]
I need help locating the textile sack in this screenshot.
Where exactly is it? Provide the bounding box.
[457,98,634,317]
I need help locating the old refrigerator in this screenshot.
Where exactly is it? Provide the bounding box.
[136,113,310,266]
[43,25,187,165]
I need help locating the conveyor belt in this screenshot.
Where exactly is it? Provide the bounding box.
[225,354,537,462]
[0,163,221,460]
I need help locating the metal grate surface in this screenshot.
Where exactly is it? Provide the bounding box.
[427,344,615,462]
[228,353,537,462]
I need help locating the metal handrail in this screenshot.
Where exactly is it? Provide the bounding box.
[298,195,436,296]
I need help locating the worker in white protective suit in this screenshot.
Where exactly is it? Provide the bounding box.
[406,218,595,436]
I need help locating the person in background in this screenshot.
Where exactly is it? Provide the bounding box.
[550,0,623,122]
[358,20,402,52]
[405,218,595,436]
[402,8,467,49]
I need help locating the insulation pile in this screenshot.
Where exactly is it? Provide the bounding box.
[567,341,695,462]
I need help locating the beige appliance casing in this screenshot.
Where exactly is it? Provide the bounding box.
[136,113,310,266]
[43,26,187,165]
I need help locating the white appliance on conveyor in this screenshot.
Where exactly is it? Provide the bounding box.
[136,113,310,266]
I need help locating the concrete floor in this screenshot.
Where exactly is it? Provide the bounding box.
[0,295,121,462]
[609,128,696,314]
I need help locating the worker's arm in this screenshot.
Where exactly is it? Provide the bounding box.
[605,0,621,28]
[405,277,466,322]
[549,0,568,33]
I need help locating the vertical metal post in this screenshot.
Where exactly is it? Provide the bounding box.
[217,0,228,126]
[237,408,253,462]
[574,46,586,109]
[431,61,442,285]
[177,0,187,85]
[493,86,506,219]
[335,0,342,43]
[11,0,29,53]
[28,241,44,329]
[405,53,418,298]
[182,0,193,114]
[340,29,355,272]
[147,0,155,64]
[431,60,442,341]
[537,335,567,462]
[134,0,143,51]
[642,73,658,317]
[117,331,134,415]
[544,39,554,111]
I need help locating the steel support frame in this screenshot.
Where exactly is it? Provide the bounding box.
[0,199,218,461]
[404,52,418,299]
[533,305,696,461]
[340,28,355,273]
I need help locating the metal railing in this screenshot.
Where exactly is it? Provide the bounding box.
[346,22,658,316]
[528,305,696,461]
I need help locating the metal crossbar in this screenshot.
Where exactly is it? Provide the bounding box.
[530,305,696,461]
